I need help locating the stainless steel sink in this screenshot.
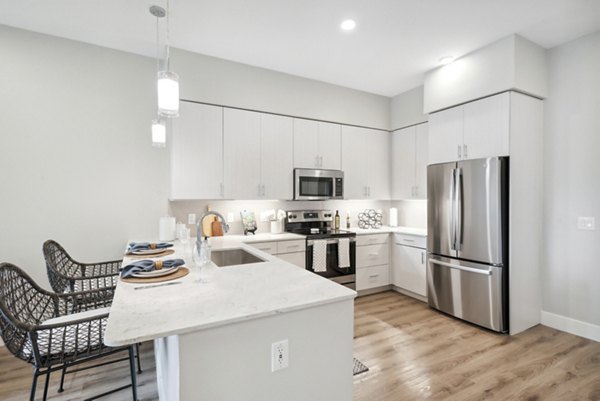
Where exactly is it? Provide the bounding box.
[211,248,266,267]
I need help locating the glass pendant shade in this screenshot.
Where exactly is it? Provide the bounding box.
[157,71,180,117]
[152,119,167,147]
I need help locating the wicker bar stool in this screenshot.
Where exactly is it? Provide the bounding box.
[42,240,143,384]
[43,240,121,295]
[0,263,138,401]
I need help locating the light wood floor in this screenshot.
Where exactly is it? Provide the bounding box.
[0,291,598,400]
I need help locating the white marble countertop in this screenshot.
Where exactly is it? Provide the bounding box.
[104,239,356,346]
[352,225,427,237]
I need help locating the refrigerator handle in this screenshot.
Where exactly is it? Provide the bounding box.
[456,167,463,251]
[449,168,456,251]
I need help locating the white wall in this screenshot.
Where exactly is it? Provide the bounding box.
[542,30,600,334]
[0,25,169,288]
[423,35,547,113]
[390,86,427,131]
[172,49,390,130]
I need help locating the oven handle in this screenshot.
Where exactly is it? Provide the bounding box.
[306,238,356,246]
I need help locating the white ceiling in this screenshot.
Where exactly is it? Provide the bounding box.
[1,0,599,96]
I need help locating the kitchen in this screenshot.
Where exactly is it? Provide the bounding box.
[1,1,599,400]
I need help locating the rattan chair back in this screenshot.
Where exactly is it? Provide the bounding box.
[43,240,80,293]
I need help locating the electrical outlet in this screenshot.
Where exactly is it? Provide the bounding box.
[188,213,197,225]
[271,339,289,372]
[227,212,234,223]
[577,217,596,230]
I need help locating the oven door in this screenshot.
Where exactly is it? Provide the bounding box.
[294,169,343,200]
[306,238,356,289]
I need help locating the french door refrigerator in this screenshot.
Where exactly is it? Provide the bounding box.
[427,156,509,333]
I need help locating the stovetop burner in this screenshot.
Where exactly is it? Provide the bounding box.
[284,210,356,239]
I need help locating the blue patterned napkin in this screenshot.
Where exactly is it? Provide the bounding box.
[121,258,185,278]
[127,242,173,253]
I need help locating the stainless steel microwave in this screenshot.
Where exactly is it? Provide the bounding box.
[293,168,344,200]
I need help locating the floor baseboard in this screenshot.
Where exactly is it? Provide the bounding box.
[541,310,600,342]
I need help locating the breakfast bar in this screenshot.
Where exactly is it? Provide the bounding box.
[104,239,356,401]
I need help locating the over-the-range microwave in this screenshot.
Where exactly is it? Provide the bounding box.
[293,168,344,200]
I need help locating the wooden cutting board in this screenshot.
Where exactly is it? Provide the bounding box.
[211,219,224,236]
[202,215,215,237]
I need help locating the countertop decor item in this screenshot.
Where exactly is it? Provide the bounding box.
[357,209,383,229]
[159,217,176,241]
[240,210,257,235]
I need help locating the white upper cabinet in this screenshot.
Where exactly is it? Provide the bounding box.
[224,109,294,200]
[293,119,341,170]
[223,108,262,199]
[170,102,224,200]
[428,92,510,165]
[414,123,429,198]
[428,106,463,164]
[391,123,428,200]
[463,93,510,160]
[342,126,390,199]
[260,114,294,200]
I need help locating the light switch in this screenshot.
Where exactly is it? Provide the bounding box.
[188,213,197,225]
[577,217,595,230]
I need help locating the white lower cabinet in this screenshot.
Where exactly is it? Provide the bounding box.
[249,240,305,268]
[392,233,427,298]
[356,234,390,292]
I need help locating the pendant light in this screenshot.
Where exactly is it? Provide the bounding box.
[152,119,166,148]
[157,0,179,117]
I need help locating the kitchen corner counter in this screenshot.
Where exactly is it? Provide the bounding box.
[104,239,354,347]
[353,226,427,237]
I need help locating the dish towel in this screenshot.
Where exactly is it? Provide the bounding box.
[121,259,185,278]
[338,238,351,268]
[127,242,173,253]
[312,240,328,273]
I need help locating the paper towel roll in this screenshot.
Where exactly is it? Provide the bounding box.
[389,208,398,227]
[159,216,176,241]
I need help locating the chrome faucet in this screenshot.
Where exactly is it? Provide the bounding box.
[196,211,230,242]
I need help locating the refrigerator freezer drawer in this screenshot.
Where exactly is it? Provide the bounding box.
[426,256,507,332]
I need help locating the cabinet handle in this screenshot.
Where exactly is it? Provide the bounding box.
[368,274,379,278]
[315,155,319,167]
[220,183,224,197]
[287,244,300,249]
[319,156,323,167]
[463,144,468,159]
[403,239,415,243]
[368,253,378,257]
[258,184,262,197]
[262,184,266,197]
[421,252,425,264]
[458,145,462,159]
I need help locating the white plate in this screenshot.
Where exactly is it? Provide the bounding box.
[131,266,180,278]
[129,247,170,255]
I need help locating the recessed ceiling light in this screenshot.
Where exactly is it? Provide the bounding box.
[340,19,356,31]
[439,56,455,65]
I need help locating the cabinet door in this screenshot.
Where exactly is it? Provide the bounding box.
[293,119,319,168]
[391,126,416,200]
[367,129,391,200]
[392,244,426,296]
[341,126,368,199]
[277,252,306,268]
[414,123,429,198]
[463,92,510,160]
[223,108,261,199]
[318,122,342,170]
[261,114,294,199]
[171,102,223,199]
[428,106,463,164]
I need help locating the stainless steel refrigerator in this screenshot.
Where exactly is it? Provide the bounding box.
[427,157,509,333]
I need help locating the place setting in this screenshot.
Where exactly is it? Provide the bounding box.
[120,256,189,285]
[124,241,176,259]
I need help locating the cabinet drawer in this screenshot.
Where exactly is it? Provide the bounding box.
[356,265,390,291]
[356,234,389,247]
[394,233,426,249]
[277,240,306,254]
[277,252,305,268]
[249,241,278,255]
[357,243,389,267]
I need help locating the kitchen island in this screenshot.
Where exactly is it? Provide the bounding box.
[104,237,356,401]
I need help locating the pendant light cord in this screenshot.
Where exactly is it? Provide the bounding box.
[166,0,171,71]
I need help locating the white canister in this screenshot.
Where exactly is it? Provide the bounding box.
[389,208,398,227]
[270,219,283,234]
[159,216,176,241]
